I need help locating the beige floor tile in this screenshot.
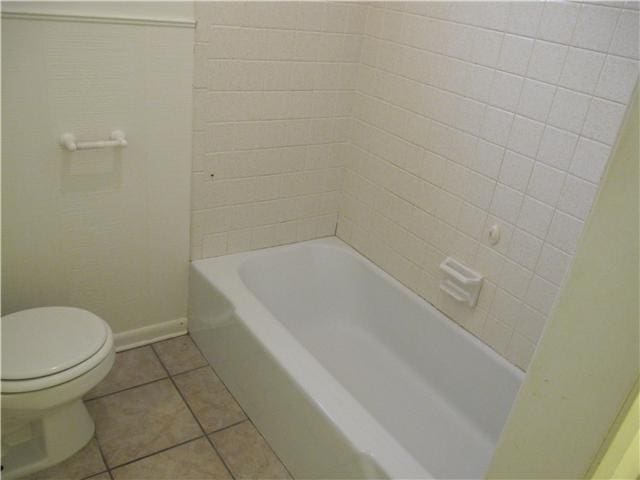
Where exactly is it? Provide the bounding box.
[173,367,246,434]
[111,438,231,480]
[87,346,167,399]
[21,438,106,480]
[86,474,111,480]
[210,421,291,480]
[87,379,201,468]
[152,336,207,375]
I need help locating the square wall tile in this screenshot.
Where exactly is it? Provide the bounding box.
[595,55,639,104]
[547,211,585,254]
[490,183,524,224]
[527,162,566,206]
[527,40,568,84]
[609,9,640,59]
[558,175,598,220]
[514,304,547,344]
[472,139,505,179]
[525,275,559,315]
[536,126,579,171]
[547,88,591,134]
[497,35,535,76]
[570,138,612,183]
[572,3,621,52]
[481,106,514,146]
[507,115,545,158]
[559,48,606,94]
[489,71,524,112]
[481,317,513,354]
[517,79,556,122]
[582,98,627,145]
[536,243,572,286]
[538,1,580,44]
[490,288,523,328]
[506,333,536,370]
[498,259,532,299]
[505,1,544,37]
[499,150,534,192]
[507,228,543,270]
[464,171,496,210]
[517,196,554,239]
[457,202,488,239]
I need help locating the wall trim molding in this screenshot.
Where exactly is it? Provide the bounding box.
[1,11,196,28]
[114,317,188,352]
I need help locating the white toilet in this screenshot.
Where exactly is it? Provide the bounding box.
[1,307,115,479]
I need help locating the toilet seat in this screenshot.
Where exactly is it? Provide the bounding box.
[1,307,113,393]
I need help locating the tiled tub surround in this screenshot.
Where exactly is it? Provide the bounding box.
[192,1,639,372]
[189,238,523,479]
[25,336,290,480]
[191,2,367,259]
[336,1,640,370]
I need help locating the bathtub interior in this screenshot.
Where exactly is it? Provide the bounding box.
[240,245,521,423]
[190,239,523,479]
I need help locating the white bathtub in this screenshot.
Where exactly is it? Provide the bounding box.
[189,237,523,479]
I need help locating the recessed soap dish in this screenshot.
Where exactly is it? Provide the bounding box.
[439,257,483,307]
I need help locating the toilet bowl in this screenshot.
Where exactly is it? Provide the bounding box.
[1,307,115,479]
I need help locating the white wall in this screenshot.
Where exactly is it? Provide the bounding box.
[337,1,639,370]
[1,4,193,336]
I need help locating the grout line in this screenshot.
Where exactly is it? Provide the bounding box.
[86,362,229,403]
[206,419,250,436]
[108,435,206,472]
[81,469,113,480]
[470,29,508,270]
[85,376,168,402]
[91,434,113,479]
[149,344,237,480]
[185,336,295,480]
[348,105,594,245]
[367,3,639,62]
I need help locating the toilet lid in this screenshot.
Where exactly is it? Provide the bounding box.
[1,307,108,380]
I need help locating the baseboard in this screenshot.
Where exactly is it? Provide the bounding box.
[113,317,188,352]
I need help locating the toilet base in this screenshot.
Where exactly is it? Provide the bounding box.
[1,398,95,479]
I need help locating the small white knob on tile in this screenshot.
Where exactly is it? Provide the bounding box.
[488,224,501,245]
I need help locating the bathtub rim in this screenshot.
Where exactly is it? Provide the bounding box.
[190,236,523,478]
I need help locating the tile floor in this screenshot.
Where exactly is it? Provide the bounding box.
[24,335,292,480]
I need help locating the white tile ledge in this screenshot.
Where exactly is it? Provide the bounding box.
[1,11,196,28]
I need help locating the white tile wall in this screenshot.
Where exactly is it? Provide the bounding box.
[337,1,638,370]
[193,1,638,371]
[191,1,367,258]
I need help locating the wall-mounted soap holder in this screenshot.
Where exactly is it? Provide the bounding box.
[439,257,483,307]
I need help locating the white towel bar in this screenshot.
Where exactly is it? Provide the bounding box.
[60,130,127,151]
